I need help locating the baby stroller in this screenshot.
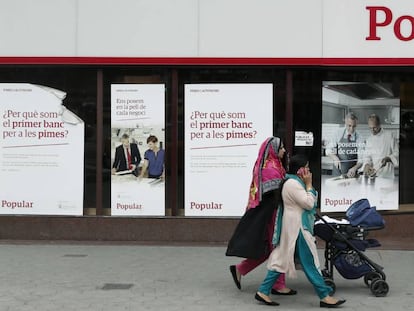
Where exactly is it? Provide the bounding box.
[314,199,389,297]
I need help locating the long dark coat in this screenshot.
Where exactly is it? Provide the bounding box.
[225,191,280,260]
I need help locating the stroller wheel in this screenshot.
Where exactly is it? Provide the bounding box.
[322,269,330,278]
[364,271,382,287]
[370,279,389,297]
[324,278,336,295]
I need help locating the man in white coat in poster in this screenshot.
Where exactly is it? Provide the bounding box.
[363,114,399,178]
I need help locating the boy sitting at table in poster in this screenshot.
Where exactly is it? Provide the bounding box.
[139,135,165,180]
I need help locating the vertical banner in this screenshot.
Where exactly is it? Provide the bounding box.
[0,83,84,215]
[111,84,165,216]
[184,83,273,216]
[321,81,399,212]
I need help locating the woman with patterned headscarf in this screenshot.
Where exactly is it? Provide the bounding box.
[226,137,296,295]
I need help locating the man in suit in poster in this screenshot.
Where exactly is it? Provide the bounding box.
[111,133,141,176]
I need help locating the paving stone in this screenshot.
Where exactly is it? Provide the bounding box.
[0,244,412,310]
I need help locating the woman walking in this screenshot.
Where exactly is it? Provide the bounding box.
[255,154,346,308]
[226,136,296,295]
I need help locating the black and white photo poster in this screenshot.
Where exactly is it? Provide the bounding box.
[321,81,399,212]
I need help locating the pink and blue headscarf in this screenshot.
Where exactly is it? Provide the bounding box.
[247,137,286,209]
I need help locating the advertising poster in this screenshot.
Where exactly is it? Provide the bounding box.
[184,83,273,216]
[0,83,84,215]
[111,84,165,216]
[321,81,400,212]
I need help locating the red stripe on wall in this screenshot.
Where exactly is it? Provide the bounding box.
[0,57,414,66]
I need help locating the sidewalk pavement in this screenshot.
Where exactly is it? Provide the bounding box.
[0,242,413,311]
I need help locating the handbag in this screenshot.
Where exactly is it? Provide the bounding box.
[346,198,385,228]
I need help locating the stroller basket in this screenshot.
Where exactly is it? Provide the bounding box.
[334,250,374,279]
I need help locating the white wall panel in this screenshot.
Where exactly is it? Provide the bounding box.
[198,0,322,57]
[77,0,198,57]
[323,0,414,58]
[1,0,413,59]
[0,0,77,56]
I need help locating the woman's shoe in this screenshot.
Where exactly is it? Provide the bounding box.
[320,299,346,308]
[271,288,297,295]
[229,265,241,290]
[255,293,280,306]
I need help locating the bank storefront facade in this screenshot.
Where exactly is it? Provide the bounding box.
[0,0,413,245]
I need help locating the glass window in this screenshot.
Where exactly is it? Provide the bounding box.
[1,66,413,216]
